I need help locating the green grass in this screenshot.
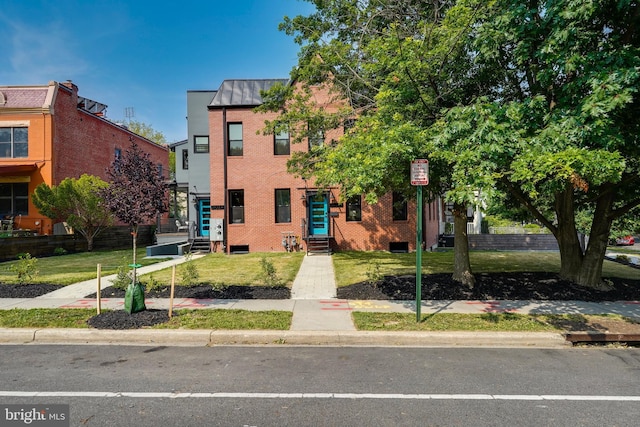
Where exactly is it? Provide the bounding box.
[140,252,305,288]
[154,309,291,330]
[0,308,291,329]
[0,308,633,333]
[0,308,92,328]
[352,312,637,332]
[333,250,638,287]
[0,248,168,285]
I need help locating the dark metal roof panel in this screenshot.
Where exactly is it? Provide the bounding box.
[209,79,289,107]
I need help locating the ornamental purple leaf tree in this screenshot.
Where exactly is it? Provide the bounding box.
[100,141,168,288]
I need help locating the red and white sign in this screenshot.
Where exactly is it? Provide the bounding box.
[411,159,429,186]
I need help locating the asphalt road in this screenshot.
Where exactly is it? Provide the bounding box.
[1,345,639,426]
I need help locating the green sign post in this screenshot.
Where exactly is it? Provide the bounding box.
[411,160,429,322]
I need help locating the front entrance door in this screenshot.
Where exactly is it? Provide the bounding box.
[198,199,210,237]
[308,192,329,236]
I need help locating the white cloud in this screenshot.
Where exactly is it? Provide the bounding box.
[0,15,89,84]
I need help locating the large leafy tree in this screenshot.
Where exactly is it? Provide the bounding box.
[32,174,113,251]
[261,0,484,285]
[431,0,640,287]
[99,141,168,285]
[269,0,639,288]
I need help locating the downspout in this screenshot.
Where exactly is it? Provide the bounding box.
[222,107,229,254]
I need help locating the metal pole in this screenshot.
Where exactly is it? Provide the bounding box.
[96,264,102,315]
[169,265,176,318]
[416,185,423,322]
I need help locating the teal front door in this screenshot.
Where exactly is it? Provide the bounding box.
[308,193,329,236]
[199,199,210,237]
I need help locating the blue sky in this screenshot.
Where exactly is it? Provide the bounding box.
[0,0,315,143]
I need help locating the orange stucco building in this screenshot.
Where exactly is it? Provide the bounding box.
[0,81,169,235]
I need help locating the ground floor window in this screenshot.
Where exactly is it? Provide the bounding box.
[392,192,407,221]
[275,189,291,223]
[0,183,28,216]
[346,195,361,221]
[229,190,244,223]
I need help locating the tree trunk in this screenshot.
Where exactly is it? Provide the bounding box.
[131,226,138,285]
[452,203,475,287]
[554,185,615,288]
[554,187,584,283]
[577,187,615,288]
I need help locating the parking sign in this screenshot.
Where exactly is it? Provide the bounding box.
[411,159,429,185]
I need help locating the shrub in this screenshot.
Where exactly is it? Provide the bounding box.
[259,256,283,287]
[143,274,162,290]
[180,253,200,286]
[365,260,383,286]
[10,253,39,284]
[110,257,132,290]
[53,247,68,256]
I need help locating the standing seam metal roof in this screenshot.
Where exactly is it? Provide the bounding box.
[209,79,289,107]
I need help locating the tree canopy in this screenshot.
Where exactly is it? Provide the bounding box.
[125,120,167,145]
[31,174,113,251]
[100,141,168,230]
[431,0,640,286]
[267,0,640,287]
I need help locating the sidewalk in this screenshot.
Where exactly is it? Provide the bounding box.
[1,253,639,347]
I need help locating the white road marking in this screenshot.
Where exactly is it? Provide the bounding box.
[0,391,639,401]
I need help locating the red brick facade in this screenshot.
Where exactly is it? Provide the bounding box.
[208,80,439,253]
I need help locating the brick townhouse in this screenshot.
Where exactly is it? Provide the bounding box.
[0,81,169,235]
[206,79,440,254]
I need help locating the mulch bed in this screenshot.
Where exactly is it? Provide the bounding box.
[89,284,291,300]
[0,283,64,298]
[2,272,639,302]
[337,272,640,302]
[87,309,170,330]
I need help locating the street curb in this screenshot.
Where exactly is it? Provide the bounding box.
[0,328,570,348]
[565,332,640,344]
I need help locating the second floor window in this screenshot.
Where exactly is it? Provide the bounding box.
[228,123,243,156]
[194,135,209,153]
[0,127,28,158]
[274,130,290,155]
[308,123,324,150]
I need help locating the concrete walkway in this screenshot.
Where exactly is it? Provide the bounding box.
[290,254,356,332]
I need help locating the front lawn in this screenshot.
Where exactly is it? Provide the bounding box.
[139,252,305,288]
[353,312,640,332]
[0,248,167,285]
[333,250,638,287]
